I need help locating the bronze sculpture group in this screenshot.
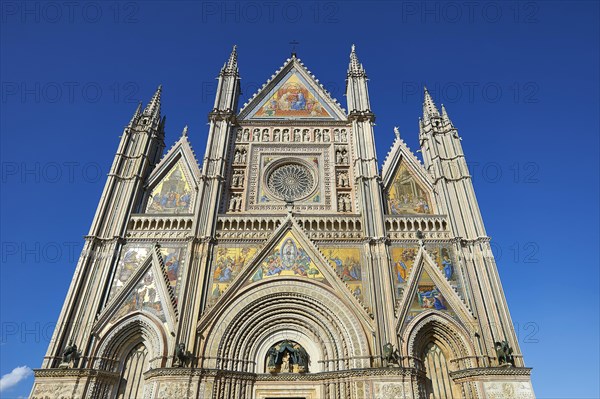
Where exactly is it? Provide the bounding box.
[174,343,194,367]
[382,342,401,366]
[494,340,515,367]
[267,340,309,373]
[61,340,81,368]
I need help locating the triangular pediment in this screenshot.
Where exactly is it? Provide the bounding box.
[107,244,152,301]
[110,267,170,324]
[94,245,178,334]
[238,58,346,121]
[143,134,201,214]
[381,138,436,215]
[408,269,455,316]
[396,246,475,331]
[246,230,329,284]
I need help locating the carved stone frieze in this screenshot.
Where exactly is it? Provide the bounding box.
[373,382,413,399]
[157,381,197,399]
[483,381,535,399]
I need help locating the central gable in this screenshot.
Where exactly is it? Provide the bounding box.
[248,230,327,282]
[238,58,346,121]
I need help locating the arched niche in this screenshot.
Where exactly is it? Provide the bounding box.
[256,330,321,373]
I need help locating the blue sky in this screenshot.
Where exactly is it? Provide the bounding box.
[1,1,598,398]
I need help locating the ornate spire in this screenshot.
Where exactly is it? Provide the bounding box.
[222,45,238,75]
[393,126,401,140]
[181,124,188,137]
[348,44,366,77]
[441,104,454,127]
[143,85,162,118]
[128,101,143,126]
[423,86,440,119]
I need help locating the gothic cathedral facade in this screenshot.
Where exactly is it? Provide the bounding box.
[31,46,535,399]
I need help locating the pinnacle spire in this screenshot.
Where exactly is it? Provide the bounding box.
[441,104,454,127]
[222,45,238,75]
[143,85,162,118]
[128,101,143,126]
[423,87,440,118]
[181,124,188,137]
[348,44,366,77]
[393,126,401,140]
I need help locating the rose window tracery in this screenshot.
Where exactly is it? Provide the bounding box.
[267,163,315,201]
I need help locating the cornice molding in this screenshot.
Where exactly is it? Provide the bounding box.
[450,367,532,381]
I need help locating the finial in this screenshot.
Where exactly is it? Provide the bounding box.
[348,44,366,77]
[128,101,143,125]
[182,125,188,137]
[423,86,440,118]
[225,45,238,72]
[393,126,400,140]
[143,85,162,118]
[289,40,299,58]
[441,104,454,125]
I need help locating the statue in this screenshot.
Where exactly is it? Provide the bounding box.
[267,347,278,372]
[382,342,401,366]
[337,172,349,187]
[61,340,81,368]
[495,340,515,367]
[174,343,193,367]
[294,344,309,372]
[281,352,290,372]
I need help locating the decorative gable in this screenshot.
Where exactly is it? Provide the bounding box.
[381,135,436,215]
[247,231,328,283]
[108,244,151,301]
[111,267,169,324]
[238,58,346,121]
[145,160,193,214]
[395,246,475,331]
[143,133,201,215]
[95,245,179,334]
[251,71,332,119]
[386,162,433,215]
[406,269,458,322]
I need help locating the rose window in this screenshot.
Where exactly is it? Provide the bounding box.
[267,163,315,201]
